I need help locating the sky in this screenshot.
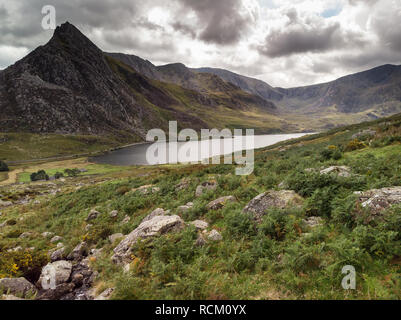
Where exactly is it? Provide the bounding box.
[0,0,400,88]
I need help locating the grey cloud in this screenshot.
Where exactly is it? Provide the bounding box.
[171,22,197,39]
[176,0,252,45]
[348,0,379,6]
[259,23,342,58]
[258,8,367,58]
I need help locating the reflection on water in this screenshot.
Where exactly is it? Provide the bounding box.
[91,134,310,166]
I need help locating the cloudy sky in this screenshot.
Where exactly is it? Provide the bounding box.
[0,0,400,87]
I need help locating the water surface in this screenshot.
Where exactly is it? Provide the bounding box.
[91,133,310,166]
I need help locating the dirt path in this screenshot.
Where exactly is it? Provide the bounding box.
[0,169,23,186]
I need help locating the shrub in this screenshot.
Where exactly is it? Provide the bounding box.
[30,170,49,181]
[0,160,9,172]
[54,172,64,179]
[64,168,81,177]
[344,139,367,152]
[225,209,256,239]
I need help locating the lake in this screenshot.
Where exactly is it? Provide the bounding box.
[91,133,311,166]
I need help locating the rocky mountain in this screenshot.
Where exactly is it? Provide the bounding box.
[1,21,400,139]
[0,22,280,139]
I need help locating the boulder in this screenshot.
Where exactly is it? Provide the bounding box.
[112,215,185,264]
[67,242,88,261]
[132,185,159,195]
[195,181,218,197]
[208,230,222,241]
[243,190,304,222]
[38,260,73,289]
[86,209,101,221]
[190,220,209,230]
[109,210,118,218]
[320,166,351,177]
[206,196,236,210]
[50,247,65,262]
[19,232,33,239]
[50,236,63,243]
[42,232,54,238]
[36,283,75,300]
[355,186,401,219]
[0,278,37,297]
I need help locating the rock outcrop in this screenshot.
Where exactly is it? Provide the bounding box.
[243,190,304,222]
[206,196,236,210]
[0,277,37,297]
[112,214,185,264]
[320,166,351,177]
[355,186,401,219]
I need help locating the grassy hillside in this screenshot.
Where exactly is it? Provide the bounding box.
[0,113,400,299]
[0,133,132,162]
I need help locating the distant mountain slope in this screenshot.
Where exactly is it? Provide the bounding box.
[106,54,277,112]
[194,67,284,101]
[276,64,401,115]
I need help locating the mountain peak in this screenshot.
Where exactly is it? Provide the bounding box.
[51,21,99,52]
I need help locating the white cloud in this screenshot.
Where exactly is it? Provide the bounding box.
[0,0,400,87]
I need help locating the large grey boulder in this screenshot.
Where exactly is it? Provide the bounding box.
[320,166,351,177]
[243,190,304,222]
[38,260,73,289]
[0,278,37,297]
[206,196,236,210]
[355,186,401,219]
[112,215,185,264]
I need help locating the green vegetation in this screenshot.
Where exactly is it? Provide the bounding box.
[0,133,131,162]
[30,170,49,182]
[0,160,9,172]
[0,113,400,300]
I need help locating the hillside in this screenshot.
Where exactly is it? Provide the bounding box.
[0,113,400,300]
[0,22,281,142]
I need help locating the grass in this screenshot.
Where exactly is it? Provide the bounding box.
[0,133,130,162]
[0,172,7,183]
[0,113,400,300]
